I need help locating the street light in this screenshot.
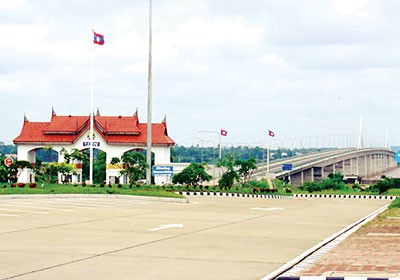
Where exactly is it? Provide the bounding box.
[221,142,234,158]
[198,130,222,159]
[182,137,216,164]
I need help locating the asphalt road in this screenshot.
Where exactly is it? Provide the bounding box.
[0,195,391,280]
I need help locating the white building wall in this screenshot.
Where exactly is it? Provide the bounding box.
[16,129,173,185]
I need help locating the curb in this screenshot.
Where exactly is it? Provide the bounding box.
[0,194,188,203]
[261,204,392,280]
[294,194,397,200]
[176,191,292,199]
[277,277,400,280]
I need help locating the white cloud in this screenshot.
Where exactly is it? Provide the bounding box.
[174,16,263,48]
[1,0,400,147]
[262,53,288,68]
[328,0,370,18]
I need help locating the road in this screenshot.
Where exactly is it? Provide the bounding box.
[0,195,391,280]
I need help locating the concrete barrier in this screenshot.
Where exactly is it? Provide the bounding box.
[294,194,397,200]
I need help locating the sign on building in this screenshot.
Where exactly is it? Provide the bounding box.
[152,166,173,176]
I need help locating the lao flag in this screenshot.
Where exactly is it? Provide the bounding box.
[268,130,275,137]
[220,129,228,136]
[93,31,105,45]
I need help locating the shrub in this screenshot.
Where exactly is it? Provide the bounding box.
[18,182,25,188]
[300,181,323,193]
[82,182,87,187]
[29,183,37,188]
[11,183,16,188]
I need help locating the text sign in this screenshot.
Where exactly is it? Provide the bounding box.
[152,166,173,176]
[83,142,100,147]
[4,157,13,167]
[282,163,293,171]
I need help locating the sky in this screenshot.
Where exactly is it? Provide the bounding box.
[1,0,400,149]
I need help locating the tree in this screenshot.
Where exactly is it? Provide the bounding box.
[372,175,393,194]
[235,158,257,184]
[37,162,59,183]
[57,162,75,184]
[172,163,211,186]
[0,155,8,182]
[120,151,149,184]
[11,160,33,182]
[94,151,106,183]
[216,156,240,189]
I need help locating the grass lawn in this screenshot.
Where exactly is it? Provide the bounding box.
[0,183,184,199]
[1,181,398,200]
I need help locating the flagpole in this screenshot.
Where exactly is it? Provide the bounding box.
[267,138,270,174]
[89,48,94,185]
[218,132,221,159]
[146,0,153,185]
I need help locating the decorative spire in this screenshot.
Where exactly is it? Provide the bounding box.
[96,107,101,116]
[24,113,29,122]
[162,114,167,123]
[51,107,56,117]
[133,107,138,117]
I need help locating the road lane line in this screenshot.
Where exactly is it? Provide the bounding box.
[1,204,74,212]
[0,208,48,214]
[0,213,19,217]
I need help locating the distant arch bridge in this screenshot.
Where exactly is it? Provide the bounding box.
[251,148,397,187]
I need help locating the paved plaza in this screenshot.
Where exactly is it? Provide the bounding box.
[296,206,400,278]
[0,195,392,280]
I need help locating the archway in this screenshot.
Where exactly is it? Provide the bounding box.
[106,148,155,185]
[81,148,107,184]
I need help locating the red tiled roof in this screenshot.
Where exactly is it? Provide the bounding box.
[95,116,140,135]
[43,115,88,134]
[13,114,175,146]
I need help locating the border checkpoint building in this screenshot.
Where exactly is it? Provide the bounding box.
[13,108,176,185]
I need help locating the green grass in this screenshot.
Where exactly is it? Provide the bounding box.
[0,183,184,199]
[389,198,400,209]
[1,181,399,199]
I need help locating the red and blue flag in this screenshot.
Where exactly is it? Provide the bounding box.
[93,31,104,45]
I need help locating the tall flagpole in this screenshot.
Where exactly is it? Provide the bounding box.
[146,0,153,184]
[267,138,270,174]
[90,47,94,184]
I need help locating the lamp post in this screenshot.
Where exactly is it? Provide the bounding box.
[198,130,222,159]
[221,142,234,158]
[145,0,153,185]
[250,141,265,162]
[183,137,216,164]
[236,143,251,159]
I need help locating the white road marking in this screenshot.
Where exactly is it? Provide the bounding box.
[148,224,184,232]
[1,204,74,212]
[250,207,283,211]
[0,208,48,214]
[0,213,19,217]
[39,201,96,209]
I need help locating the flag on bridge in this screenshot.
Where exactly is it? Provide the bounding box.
[268,130,275,137]
[220,129,228,136]
[93,31,105,45]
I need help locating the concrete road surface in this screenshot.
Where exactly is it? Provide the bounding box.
[0,195,391,280]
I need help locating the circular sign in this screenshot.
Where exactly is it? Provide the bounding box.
[87,132,96,140]
[4,157,13,167]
